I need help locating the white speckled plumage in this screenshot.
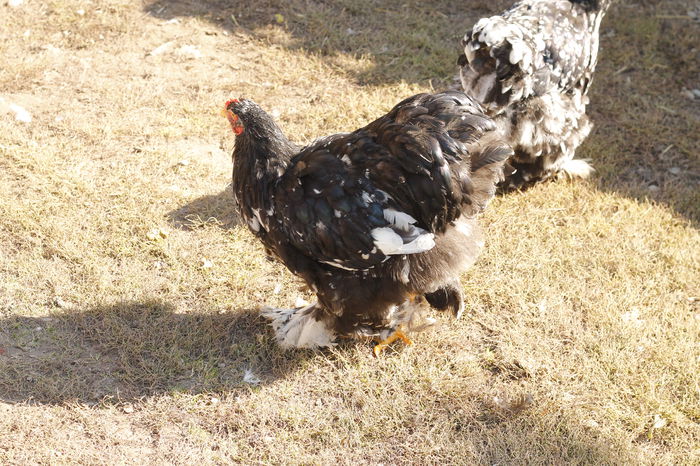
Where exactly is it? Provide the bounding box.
[459,0,611,188]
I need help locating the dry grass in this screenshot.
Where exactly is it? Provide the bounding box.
[1,0,699,463]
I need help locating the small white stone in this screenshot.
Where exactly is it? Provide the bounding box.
[294,297,310,307]
[146,228,168,240]
[53,297,71,308]
[76,9,85,15]
[153,260,167,269]
[176,44,202,59]
[243,369,260,385]
[668,167,681,175]
[647,184,660,192]
[682,89,696,100]
[147,41,174,56]
[652,414,667,429]
[583,419,600,429]
[8,0,23,7]
[9,104,31,123]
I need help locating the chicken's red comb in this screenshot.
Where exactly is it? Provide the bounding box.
[224,99,239,109]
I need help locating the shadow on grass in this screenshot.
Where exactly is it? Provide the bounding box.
[575,6,700,226]
[167,185,240,230]
[0,300,309,405]
[582,104,700,227]
[589,140,700,228]
[142,0,507,86]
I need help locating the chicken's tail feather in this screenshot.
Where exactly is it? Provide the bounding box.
[464,137,513,215]
[459,17,542,110]
[424,280,465,319]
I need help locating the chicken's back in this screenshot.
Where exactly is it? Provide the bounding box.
[460,0,608,111]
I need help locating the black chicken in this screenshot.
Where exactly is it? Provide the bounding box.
[458,0,612,188]
[223,91,511,354]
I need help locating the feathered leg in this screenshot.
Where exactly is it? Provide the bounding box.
[261,302,336,349]
[372,294,424,356]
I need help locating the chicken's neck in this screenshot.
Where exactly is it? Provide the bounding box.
[232,126,296,222]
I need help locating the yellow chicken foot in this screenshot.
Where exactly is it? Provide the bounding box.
[373,330,413,357]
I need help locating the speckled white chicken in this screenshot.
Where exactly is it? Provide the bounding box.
[458,0,612,188]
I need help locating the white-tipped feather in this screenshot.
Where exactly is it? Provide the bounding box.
[261,303,336,348]
[370,227,403,254]
[511,86,524,101]
[464,45,475,63]
[509,41,525,64]
[383,208,417,231]
[473,17,490,34]
[320,260,360,271]
[371,227,435,255]
[453,218,473,237]
[247,216,261,232]
[251,208,266,231]
[559,159,594,179]
[401,233,435,254]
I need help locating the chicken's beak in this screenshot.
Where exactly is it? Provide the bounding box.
[223,109,244,135]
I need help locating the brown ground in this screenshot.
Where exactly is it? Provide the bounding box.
[1,0,699,464]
